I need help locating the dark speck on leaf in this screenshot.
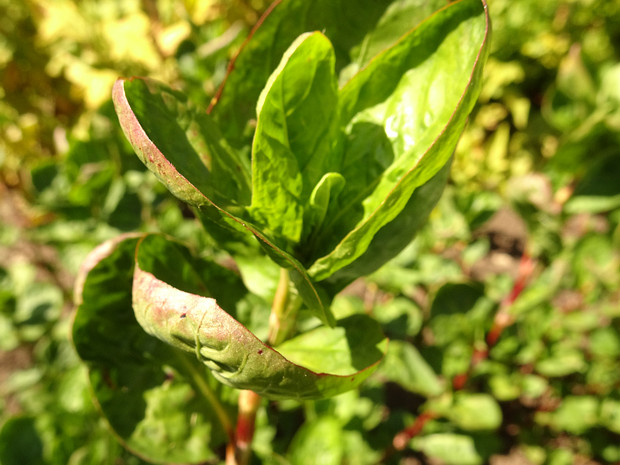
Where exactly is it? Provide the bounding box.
[180,313,186,318]
[257,349,263,355]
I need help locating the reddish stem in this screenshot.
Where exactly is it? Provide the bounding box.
[388,250,536,461]
[455,251,536,388]
[487,251,535,346]
[392,411,438,451]
[207,0,283,114]
[226,390,262,465]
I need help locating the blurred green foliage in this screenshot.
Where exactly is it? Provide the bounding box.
[1,0,620,464]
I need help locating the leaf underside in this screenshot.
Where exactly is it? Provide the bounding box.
[132,235,387,400]
[72,235,234,464]
[74,235,387,409]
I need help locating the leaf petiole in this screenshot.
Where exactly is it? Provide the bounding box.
[268,268,301,346]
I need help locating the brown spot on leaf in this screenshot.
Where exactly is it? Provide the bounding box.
[102,369,116,389]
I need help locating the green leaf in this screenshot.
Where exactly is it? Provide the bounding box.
[589,327,620,358]
[72,234,235,464]
[132,236,387,400]
[535,395,599,435]
[342,0,453,72]
[307,0,491,281]
[113,77,334,326]
[275,314,388,375]
[14,281,62,342]
[0,417,45,465]
[411,433,484,465]
[288,416,343,465]
[234,253,281,303]
[305,172,346,240]
[448,393,503,431]
[134,234,247,312]
[249,32,339,247]
[378,340,443,397]
[488,373,522,401]
[322,160,451,292]
[565,154,620,214]
[601,399,620,434]
[211,0,450,149]
[428,282,488,346]
[535,347,586,378]
[373,296,424,339]
[113,77,251,209]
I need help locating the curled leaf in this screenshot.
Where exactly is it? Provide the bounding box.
[72,234,235,464]
[133,235,387,400]
[112,76,335,326]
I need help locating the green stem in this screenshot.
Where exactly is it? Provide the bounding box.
[175,351,234,441]
[268,268,300,346]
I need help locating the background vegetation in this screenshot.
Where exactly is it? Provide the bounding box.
[1,0,619,464]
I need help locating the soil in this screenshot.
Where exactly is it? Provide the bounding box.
[470,207,528,280]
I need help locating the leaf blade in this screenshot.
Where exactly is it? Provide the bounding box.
[72,234,234,464]
[249,32,339,246]
[113,77,251,208]
[308,0,491,281]
[132,236,387,400]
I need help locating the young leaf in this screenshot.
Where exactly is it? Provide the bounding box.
[248,31,339,247]
[322,160,451,293]
[132,235,387,400]
[72,234,235,464]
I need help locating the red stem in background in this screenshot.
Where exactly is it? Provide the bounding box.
[392,411,439,451]
[486,251,535,347]
[454,251,535,389]
[388,250,536,458]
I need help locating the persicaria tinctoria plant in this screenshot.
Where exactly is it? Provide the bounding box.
[72,0,490,463]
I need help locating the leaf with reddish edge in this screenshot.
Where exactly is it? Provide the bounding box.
[72,234,236,464]
[132,235,387,400]
[112,77,334,326]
